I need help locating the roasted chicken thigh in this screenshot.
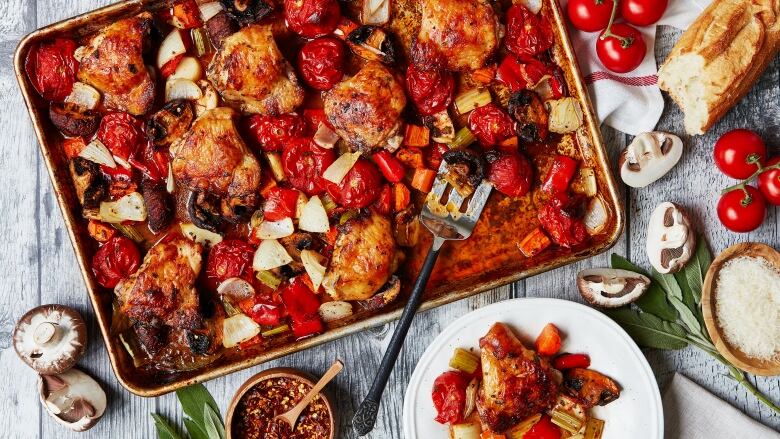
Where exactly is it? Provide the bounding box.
[207,24,305,115]
[323,62,406,150]
[77,13,156,115]
[170,107,262,222]
[411,0,499,72]
[478,323,560,433]
[322,210,396,301]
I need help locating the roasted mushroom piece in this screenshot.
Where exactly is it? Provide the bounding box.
[68,157,108,211]
[13,305,87,375]
[508,90,548,144]
[141,177,174,234]
[146,100,195,147]
[49,102,100,137]
[347,25,397,64]
[562,368,621,408]
[205,11,238,49]
[442,149,486,197]
[361,275,401,311]
[187,190,224,232]
[39,368,107,432]
[646,202,696,274]
[576,268,650,307]
[619,132,683,188]
[220,0,274,25]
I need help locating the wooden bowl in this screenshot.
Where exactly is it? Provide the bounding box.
[701,242,780,376]
[225,367,336,439]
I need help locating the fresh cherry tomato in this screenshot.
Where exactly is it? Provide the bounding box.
[406,63,455,116]
[263,187,300,221]
[431,370,469,425]
[284,0,341,38]
[468,103,516,147]
[282,137,336,195]
[567,0,615,32]
[717,186,766,233]
[621,0,669,27]
[279,277,323,338]
[91,236,141,288]
[538,195,588,248]
[505,5,554,57]
[488,150,534,198]
[24,38,79,102]
[713,129,766,179]
[246,114,307,153]
[97,112,146,162]
[205,239,256,292]
[523,415,561,439]
[553,353,591,370]
[758,157,780,205]
[326,159,383,208]
[596,24,647,73]
[297,37,346,91]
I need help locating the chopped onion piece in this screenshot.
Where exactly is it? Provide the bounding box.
[584,196,608,235]
[64,82,101,110]
[99,192,147,223]
[463,378,478,419]
[113,154,131,169]
[385,133,403,153]
[253,239,293,271]
[199,1,224,22]
[78,139,116,168]
[169,56,203,82]
[547,97,583,134]
[257,217,295,239]
[180,223,223,247]
[519,0,543,14]
[318,301,353,322]
[298,196,330,233]
[295,192,308,219]
[157,29,187,69]
[572,167,597,197]
[166,78,203,102]
[265,152,286,181]
[301,249,327,290]
[222,314,260,348]
[449,423,481,439]
[166,162,175,193]
[195,80,219,116]
[218,277,256,301]
[313,123,340,149]
[362,0,390,25]
[322,151,361,184]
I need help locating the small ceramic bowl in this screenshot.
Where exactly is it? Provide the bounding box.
[225,367,336,439]
[701,242,780,376]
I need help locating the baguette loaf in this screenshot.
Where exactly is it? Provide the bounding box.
[658,0,780,135]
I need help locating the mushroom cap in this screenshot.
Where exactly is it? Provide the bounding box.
[577,268,651,308]
[619,132,683,188]
[646,202,696,274]
[38,368,107,432]
[13,305,87,375]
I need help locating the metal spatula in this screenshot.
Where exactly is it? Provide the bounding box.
[352,162,493,436]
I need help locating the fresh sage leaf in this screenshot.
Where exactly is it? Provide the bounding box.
[674,271,699,317]
[152,414,184,439]
[184,418,210,439]
[603,308,689,350]
[204,404,226,439]
[668,296,701,334]
[651,268,683,301]
[611,254,649,275]
[176,383,222,428]
[684,238,712,304]
[635,283,678,322]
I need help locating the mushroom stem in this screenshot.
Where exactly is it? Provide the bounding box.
[33,322,61,346]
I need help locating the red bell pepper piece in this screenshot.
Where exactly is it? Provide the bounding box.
[129,141,169,181]
[542,155,579,195]
[291,317,324,339]
[373,184,392,215]
[303,108,333,134]
[553,353,591,370]
[280,277,324,339]
[249,300,284,327]
[263,187,300,221]
[497,55,554,93]
[373,150,406,183]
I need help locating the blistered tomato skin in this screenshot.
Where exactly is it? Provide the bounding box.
[92,236,141,289]
[488,151,534,198]
[326,159,384,208]
[297,37,346,91]
[98,112,146,161]
[468,103,516,147]
[505,5,554,57]
[205,239,256,292]
[282,138,336,195]
[284,0,341,38]
[246,114,307,152]
[25,38,79,102]
[406,63,455,116]
[431,370,469,425]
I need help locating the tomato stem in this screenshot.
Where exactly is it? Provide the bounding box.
[720,160,780,195]
[599,0,632,46]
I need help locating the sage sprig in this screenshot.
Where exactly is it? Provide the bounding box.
[151,384,226,439]
[603,239,780,415]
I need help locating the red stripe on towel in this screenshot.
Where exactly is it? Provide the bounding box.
[585,71,658,86]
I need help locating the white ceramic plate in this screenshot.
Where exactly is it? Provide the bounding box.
[403,298,663,439]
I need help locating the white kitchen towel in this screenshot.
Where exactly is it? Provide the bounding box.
[560,0,712,135]
[663,373,780,438]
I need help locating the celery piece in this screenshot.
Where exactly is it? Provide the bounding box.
[449,126,476,149]
[448,348,480,374]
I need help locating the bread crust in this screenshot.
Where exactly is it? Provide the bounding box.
[658,0,780,135]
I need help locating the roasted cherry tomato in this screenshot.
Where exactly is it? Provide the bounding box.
[426,143,449,170]
[596,24,647,73]
[205,239,256,292]
[282,137,336,195]
[97,112,146,162]
[279,277,323,339]
[621,0,669,27]
[303,108,332,134]
[553,353,591,370]
[406,63,455,116]
[717,186,766,233]
[523,415,561,439]
[263,187,300,221]
[758,157,780,205]
[92,236,141,288]
[713,129,766,179]
[284,0,341,38]
[431,370,469,425]
[542,155,579,195]
[468,103,516,147]
[297,37,346,91]
[538,195,588,248]
[326,159,383,208]
[246,114,307,152]
[24,38,79,102]
[505,5,554,57]
[487,150,534,198]
[567,0,615,32]
[373,184,393,215]
[244,298,284,327]
[496,56,553,93]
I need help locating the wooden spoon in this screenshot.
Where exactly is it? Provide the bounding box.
[274,359,344,429]
[701,242,780,376]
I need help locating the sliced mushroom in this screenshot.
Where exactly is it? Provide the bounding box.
[205,11,238,49]
[141,177,174,234]
[13,305,87,375]
[39,368,106,431]
[220,0,274,25]
[69,157,108,210]
[442,149,486,197]
[347,25,397,64]
[619,132,683,188]
[508,90,548,143]
[49,102,100,138]
[186,190,223,232]
[146,100,194,147]
[576,268,650,307]
[361,275,401,311]
[646,202,696,274]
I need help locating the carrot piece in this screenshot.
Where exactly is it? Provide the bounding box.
[472,65,497,85]
[411,168,436,193]
[498,136,519,151]
[335,17,359,39]
[518,227,552,257]
[324,225,339,246]
[404,124,431,147]
[171,0,203,29]
[480,432,506,439]
[63,137,86,159]
[393,183,411,212]
[535,323,562,356]
[396,147,425,169]
[87,220,117,243]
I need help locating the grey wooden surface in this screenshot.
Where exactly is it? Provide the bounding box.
[1,1,778,438]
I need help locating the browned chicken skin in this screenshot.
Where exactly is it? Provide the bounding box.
[322,210,397,301]
[323,62,406,151]
[171,107,262,221]
[411,0,499,72]
[478,323,560,433]
[77,13,156,115]
[207,24,305,115]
